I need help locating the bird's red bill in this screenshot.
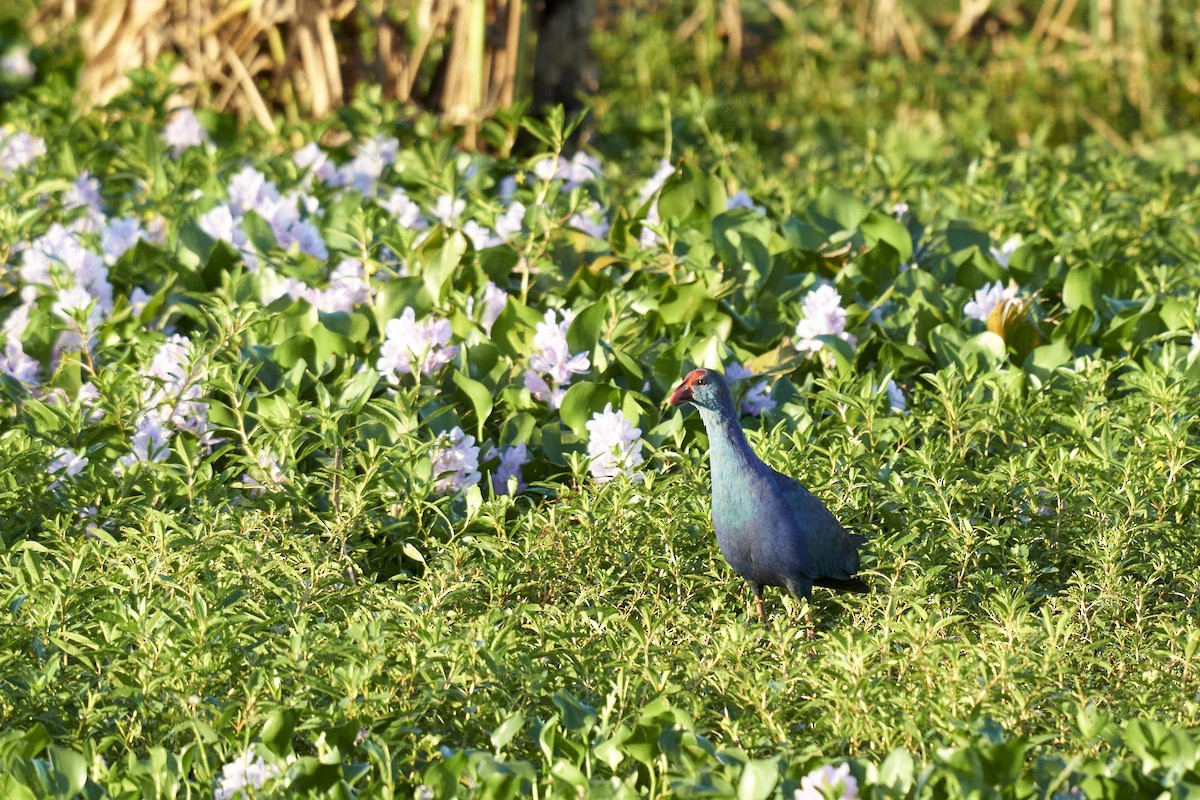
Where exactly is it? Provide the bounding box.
[668,369,706,405]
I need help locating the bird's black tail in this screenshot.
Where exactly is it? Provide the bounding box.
[814,576,871,594]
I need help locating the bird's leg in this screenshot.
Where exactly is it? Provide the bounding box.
[749,581,766,623]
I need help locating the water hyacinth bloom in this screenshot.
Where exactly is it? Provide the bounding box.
[0,340,40,387]
[431,427,482,493]
[100,216,148,263]
[586,404,644,483]
[64,172,105,231]
[49,447,88,479]
[724,362,776,417]
[241,450,287,493]
[161,108,209,157]
[794,763,859,800]
[794,284,857,354]
[377,307,459,381]
[379,188,429,230]
[143,334,210,439]
[332,135,400,194]
[0,130,46,175]
[213,749,287,800]
[568,200,611,240]
[491,442,529,495]
[119,411,173,468]
[990,234,1023,268]
[1,47,35,78]
[532,151,602,190]
[963,280,1020,323]
[892,201,910,218]
[433,195,466,227]
[727,191,766,214]
[524,309,590,409]
[494,201,526,241]
[294,142,335,184]
[469,281,507,334]
[883,379,907,414]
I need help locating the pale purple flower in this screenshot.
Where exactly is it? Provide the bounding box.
[727,191,765,214]
[532,151,601,190]
[472,281,507,333]
[0,130,46,174]
[1,48,35,79]
[963,280,1020,323]
[213,749,287,800]
[0,340,40,387]
[431,427,482,493]
[637,160,675,205]
[332,135,399,194]
[725,362,775,416]
[740,379,775,416]
[883,379,907,414]
[1191,332,1200,361]
[64,172,105,226]
[143,334,209,438]
[462,220,501,250]
[795,763,859,800]
[523,370,566,409]
[586,404,644,483]
[100,217,147,263]
[433,195,466,227]
[119,411,173,467]
[379,188,429,230]
[161,108,209,157]
[294,142,335,183]
[568,201,610,240]
[129,287,151,317]
[892,202,910,218]
[530,309,590,384]
[989,235,1022,268]
[227,166,279,218]
[241,450,286,493]
[495,201,526,241]
[525,309,590,408]
[49,447,88,478]
[314,258,370,313]
[52,285,102,336]
[198,204,244,247]
[794,285,857,353]
[377,307,459,381]
[497,175,518,201]
[491,442,528,495]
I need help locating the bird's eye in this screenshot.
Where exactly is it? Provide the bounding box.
[695,377,707,386]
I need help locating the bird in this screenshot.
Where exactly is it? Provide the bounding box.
[668,368,869,623]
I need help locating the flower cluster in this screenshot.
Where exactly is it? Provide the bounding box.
[795,762,859,800]
[963,280,1020,323]
[586,404,644,482]
[377,307,459,381]
[213,749,288,800]
[795,284,857,354]
[524,309,590,409]
[431,427,482,493]
[725,362,776,417]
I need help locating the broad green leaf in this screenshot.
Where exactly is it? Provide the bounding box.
[453,370,494,440]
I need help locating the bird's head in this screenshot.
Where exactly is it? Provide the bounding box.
[668,368,735,415]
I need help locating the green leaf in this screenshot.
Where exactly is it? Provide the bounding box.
[417,230,469,301]
[490,711,525,751]
[453,370,494,440]
[260,709,300,758]
[736,758,779,800]
[559,381,618,438]
[861,210,914,264]
[1063,266,1101,311]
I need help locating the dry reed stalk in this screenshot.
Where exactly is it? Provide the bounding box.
[29,0,529,140]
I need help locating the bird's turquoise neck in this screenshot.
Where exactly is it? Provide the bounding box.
[697,405,756,475]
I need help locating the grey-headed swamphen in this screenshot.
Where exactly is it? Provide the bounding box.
[669,368,868,622]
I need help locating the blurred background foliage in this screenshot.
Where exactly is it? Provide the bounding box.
[3,0,1198,156]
